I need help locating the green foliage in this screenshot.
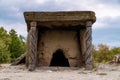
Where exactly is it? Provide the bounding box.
[0,40,11,63]
[9,29,26,59]
[0,27,11,63]
[0,27,26,63]
[0,27,120,64]
[92,44,120,63]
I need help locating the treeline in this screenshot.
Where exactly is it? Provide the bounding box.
[92,44,120,63]
[0,26,120,63]
[0,27,26,63]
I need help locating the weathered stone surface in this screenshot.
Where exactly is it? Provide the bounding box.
[24,11,96,22]
[24,11,96,31]
[37,30,80,67]
[28,24,38,71]
[11,52,26,65]
[112,54,120,63]
[24,11,96,71]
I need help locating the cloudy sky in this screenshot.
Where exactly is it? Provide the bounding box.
[0,0,120,48]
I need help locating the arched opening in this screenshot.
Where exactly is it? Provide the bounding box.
[50,49,70,67]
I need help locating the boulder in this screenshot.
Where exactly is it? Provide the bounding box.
[112,54,120,63]
[11,52,26,65]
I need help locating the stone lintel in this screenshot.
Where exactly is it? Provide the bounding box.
[24,11,96,31]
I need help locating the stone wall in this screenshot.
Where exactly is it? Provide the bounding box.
[37,29,80,67]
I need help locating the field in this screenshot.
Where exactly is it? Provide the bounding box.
[0,64,120,80]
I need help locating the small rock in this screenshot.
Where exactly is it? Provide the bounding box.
[46,70,52,73]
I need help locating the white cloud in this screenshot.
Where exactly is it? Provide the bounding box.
[93,21,107,29]
[0,21,27,36]
[0,0,120,47]
[0,0,120,30]
[34,0,119,30]
[35,0,49,4]
[94,4,120,19]
[56,0,120,29]
[91,4,120,29]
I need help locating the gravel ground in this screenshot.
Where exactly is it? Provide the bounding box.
[0,64,120,80]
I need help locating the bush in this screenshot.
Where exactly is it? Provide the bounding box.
[92,44,120,63]
[0,27,26,63]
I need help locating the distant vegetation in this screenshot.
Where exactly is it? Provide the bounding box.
[0,27,26,63]
[0,26,120,64]
[92,44,120,63]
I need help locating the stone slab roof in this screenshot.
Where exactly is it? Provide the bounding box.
[24,11,96,31]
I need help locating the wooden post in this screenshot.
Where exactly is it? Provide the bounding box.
[85,21,94,70]
[28,21,38,71]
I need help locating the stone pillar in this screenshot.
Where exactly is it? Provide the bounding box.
[77,31,83,67]
[80,29,86,66]
[85,21,94,70]
[28,22,38,71]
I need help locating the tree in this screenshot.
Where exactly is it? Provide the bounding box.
[9,29,26,59]
[18,35,26,56]
[0,27,11,45]
[92,45,98,63]
[111,47,120,55]
[97,44,110,62]
[92,44,120,63]
[0,27,26,63]
[0,40,11,63]
[0,27,11,63]
[110,47,120,60]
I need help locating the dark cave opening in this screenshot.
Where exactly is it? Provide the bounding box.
[50,49,70,67]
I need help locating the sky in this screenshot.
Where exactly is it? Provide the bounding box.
[0,0,120,48]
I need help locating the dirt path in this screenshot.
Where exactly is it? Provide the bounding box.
[0,64,120,80]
